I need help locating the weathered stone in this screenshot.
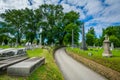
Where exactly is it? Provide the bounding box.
[81,22,88,50]
[7,57,45,76]
[102,35,112,57]
[88,53,93,56]
[0,56,28,74]
[110,43,114,50]
[0,48,27,60]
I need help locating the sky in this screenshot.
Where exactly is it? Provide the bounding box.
[0,0,120,37]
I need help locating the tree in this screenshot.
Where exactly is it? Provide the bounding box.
[0,4,81,46]
[105,26,120,47]
[63,23,80,45]
[109,35,120,47]
[39,4,64,45]
[0,9,25,45]
[86,33,94,46]
[63,11,80,45]
[0,21,14,44]
[86,27,96,46]
[22,8,41,43]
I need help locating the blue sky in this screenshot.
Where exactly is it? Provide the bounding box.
[0,0,120,38]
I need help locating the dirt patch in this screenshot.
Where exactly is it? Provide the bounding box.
[66,50,120,80]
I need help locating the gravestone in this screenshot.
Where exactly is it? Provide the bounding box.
[2,42,5,46]
[7,57,45,76]
[102,35,112,57]
[81,23,88,50]
[110,42,114,50]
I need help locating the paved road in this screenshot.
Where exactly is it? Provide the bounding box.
[55,48,107,80]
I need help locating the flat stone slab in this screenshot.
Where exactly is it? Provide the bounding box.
[7,57,45,76]
[0,56,28,74]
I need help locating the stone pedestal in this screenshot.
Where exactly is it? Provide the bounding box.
[102,39,112,57]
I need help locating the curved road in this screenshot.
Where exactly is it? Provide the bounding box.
[55,48,107,80]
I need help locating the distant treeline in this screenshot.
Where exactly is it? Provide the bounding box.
[86,26,120,47]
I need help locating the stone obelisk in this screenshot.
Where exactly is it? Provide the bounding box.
[81,22,87,50]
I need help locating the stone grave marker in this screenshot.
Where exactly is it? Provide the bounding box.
[110,42,114,50]
[102,35,112,57]
[7,57,45,76]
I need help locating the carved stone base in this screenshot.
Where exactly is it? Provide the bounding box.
[102,53,112,57]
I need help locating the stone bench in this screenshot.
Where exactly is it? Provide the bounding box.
[7,57,45,76]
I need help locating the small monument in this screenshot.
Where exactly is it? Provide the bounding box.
[110,42,114,50]
[102,35,112,57]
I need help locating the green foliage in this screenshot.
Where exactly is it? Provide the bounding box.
[63,11,80,45]
[0,4,81,46]
[86,27,97,46]
[109,35,120,47]
[0,9,25,44]
[101,26,120,47]
[63,23,79,45]
[86,33,95,46]
[105,26,117,36]
[88,27,96,36]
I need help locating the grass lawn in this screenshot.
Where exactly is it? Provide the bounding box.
[66,47,120,73]
[0,48,64,80]
[0,45,23,49]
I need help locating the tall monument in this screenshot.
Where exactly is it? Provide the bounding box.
[81,22,87,50]
[102,35,112,57]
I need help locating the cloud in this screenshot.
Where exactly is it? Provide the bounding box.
[0,0,30,13]
[84,0,104,15]
[0,0,120,37]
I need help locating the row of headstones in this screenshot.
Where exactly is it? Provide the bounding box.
[1,42,40,48]
[0,48,27,60]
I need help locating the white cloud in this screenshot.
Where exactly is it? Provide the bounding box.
[62,3,78,12]
[105,0,120,5]
[84,0,103,15]
[0,0,120,36]
[0,0,30,13]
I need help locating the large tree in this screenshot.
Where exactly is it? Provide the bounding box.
[86,27,96,46]
[105,26,120,47]
[0,4,81,46]
[0,9,25,44]
[0,21,14,44]
[63,11,80,45]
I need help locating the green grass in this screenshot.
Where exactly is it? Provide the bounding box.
[0,48,64,80]
[66,47,120,72]
[0,45,24,49]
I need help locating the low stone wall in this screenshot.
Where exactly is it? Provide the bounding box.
[66,50,120,80]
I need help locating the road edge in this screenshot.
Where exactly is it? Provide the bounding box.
[66,49,120,80]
